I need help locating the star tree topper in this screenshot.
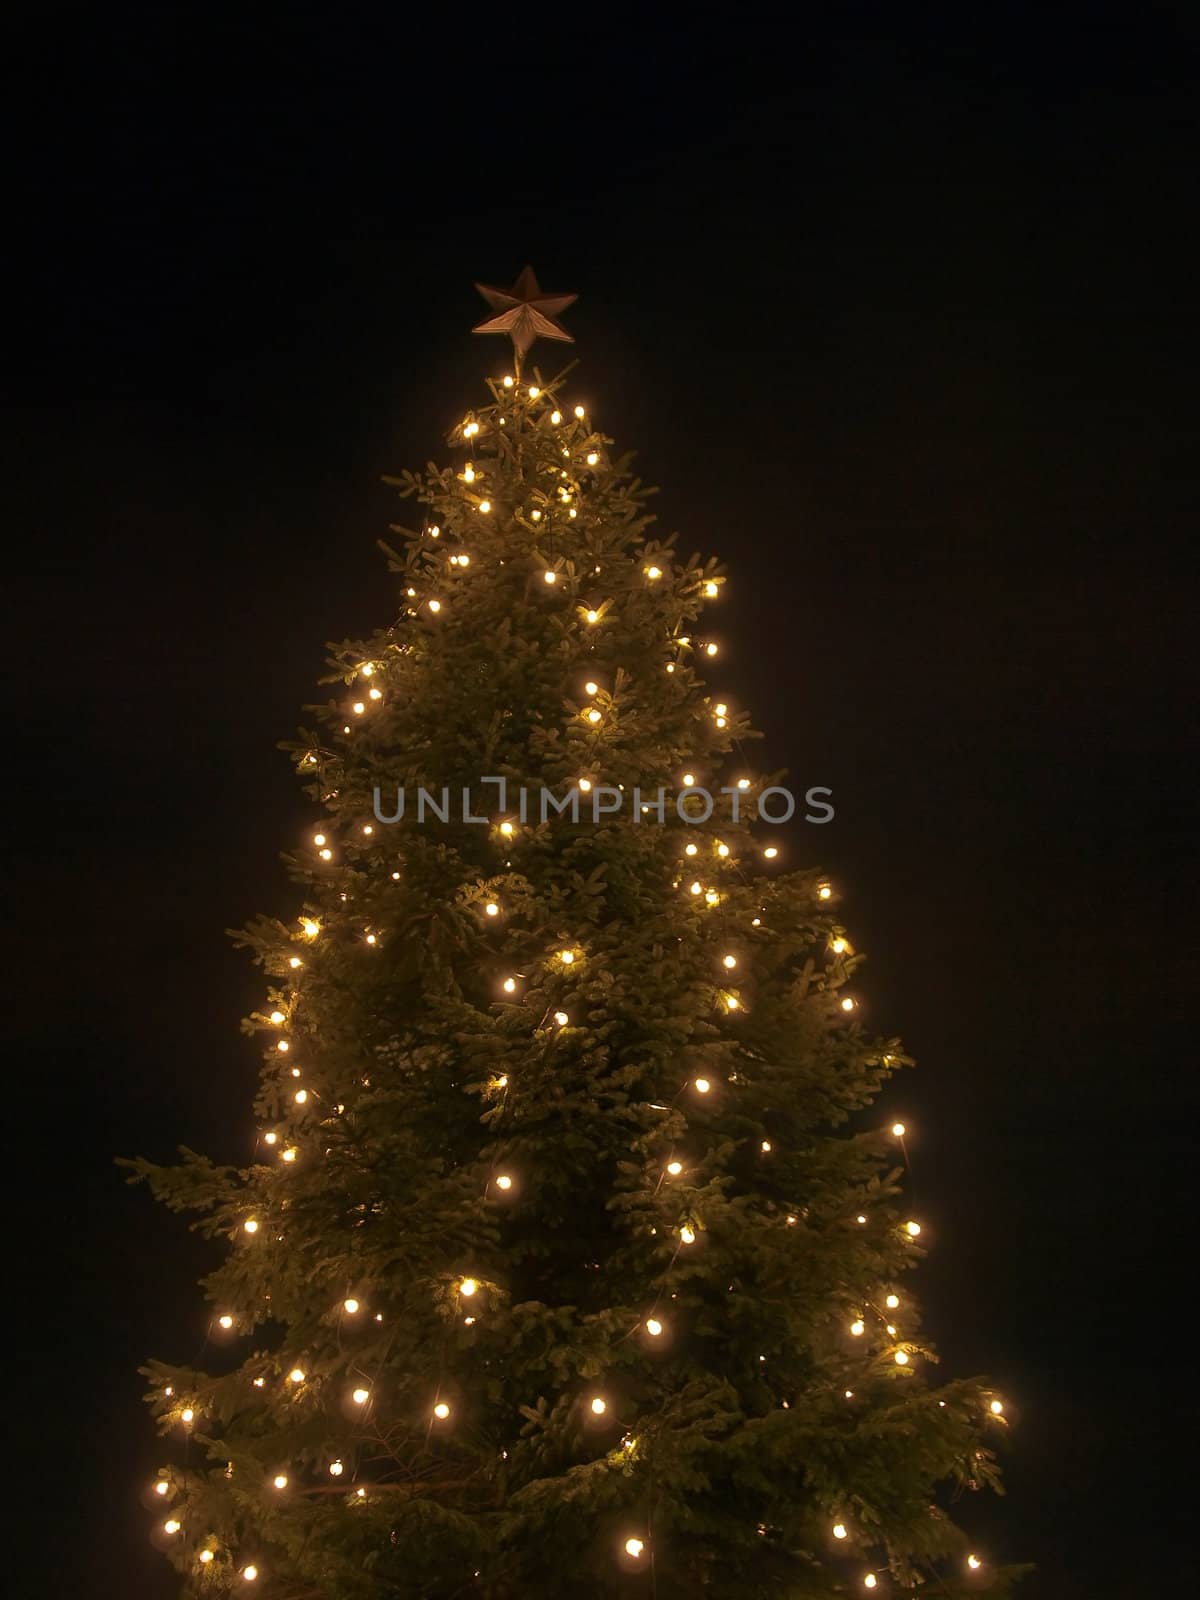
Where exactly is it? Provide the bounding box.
[473,265,577,366]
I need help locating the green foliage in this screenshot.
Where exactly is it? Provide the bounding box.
[126,367,1019,1596]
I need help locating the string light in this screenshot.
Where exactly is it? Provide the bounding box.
[288,956,302,969]
[894,1350,910,1365]
[990,1399,1005,1415]
[180,1408,194,1424]
[553,1011,569,1026]
[864,1577,877,1590]
[885,1293,900,1309]
[328,1460,344,1476]
[276,1039,289,1052]
[352,1387,370,1404]
[459,1277,478,1297]
[841,997,856,1011]
[243,1218,259,1233]
[199,1550,214,1564]
[343,1298,360,1314]
[850,1319,865,1336]
[242,1566,260,1582]
[574,404,585,418]
[645,1318,664,1337]
[544,570,557,584]
[723,954,737,968]
[503,977,517,993]
[154,1479,169,1496]
[294,1089,308,1104]
[301,919,319,939]
[905,1220,922,1237]
[818,883,832,899]
[679,1224,696,1244]
[832,937,847,953]
[485,901,499,916]
[585,609,599,623]
[891,1121,906,1137]
[764,846,778,860]
[705,642,718,656]
[833,1523,848,1540]
[495,1174,513,1190]
[163,1518,181,1535]
[625,1538,645,1558]
[666,1160,683,1176]
[693,1077,711,1094]
[218,1314,234,1330]
[645,566,662,580]
[433,1402,451,1420]
[428,599,442,612]
[281,1147,297,1162]
[287,1368,305,1384]
[273,1474,288,1489]
[590,1396,607,1415]
[685,843,698,856]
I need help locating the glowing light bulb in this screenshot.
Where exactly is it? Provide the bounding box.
[352,701,365,715]
[705,642,718,656]
[590,1396,607,1415]
[818,883,832,900]
[727,995,741,1011]
[301,919,319,939]
[503,977,516,993]
[503,375,514,388]
[693,1077,711,1094]
[584,680,599,695]
[459,1278,478,1297]
[463,468,475,484]
[428,599,442,612]
[531,509,542,520]
[528,385,540,398]
[276,1038,290,1052]
[433,1402,450,1419]
[574,404,585,418]
[164,1518,181,1534]
[764,846,778,860]
[586,451,599,465]
[579,778,592,792]
[559,950,575,964]
[685,843,698,856]
[833,1523,848,1540]
[282,1147,299,1164]
[895,1350,910,1365]
[319,847,332,860]
[218,1314,234,1330]
[199,1549,214,1563]
[554,1010,569,1026]
[496,1174,513,1190]
[682,772,696,787]
[679,1224,696,1244]
[850,1319,865,1336]
[544,570,557,584]
[478,500,491,514]
[865,1577,877,1590]
[832,937,847,954]
[485,901,499,917]
[666,1160,683,1175]
[154,1479,169,1496]
[705,580,719,596]
[625,1537,645,1558]
[550,409,562,425]
[352,1387,369,1405]
[294,1089,307,1104]
[990,1399,1004,1415]
[343,1298,360,1314]
[273,1473,288,1489]
[905,1220,922,1237]
[723,954,737,968]
[689,880,702,895]
[968,1555,982,1570]
[645,1318,663,1337]
[885,1293,900,1309]
[645,566,662,580]
[585,609,599,624]
[328,1460,344,1476]
[891,1121,906,1137]
[288,1368,305,1384]
[499,821,514,836]
[841,997,855,1011]
[180,1408,194,1423]
[243,1218,259,1234]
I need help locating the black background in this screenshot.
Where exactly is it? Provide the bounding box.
[4,7,1195,1597]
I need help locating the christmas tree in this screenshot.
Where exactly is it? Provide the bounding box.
[126,271,1024,1598]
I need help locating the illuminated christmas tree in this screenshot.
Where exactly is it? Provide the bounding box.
[126,271,1024,1598]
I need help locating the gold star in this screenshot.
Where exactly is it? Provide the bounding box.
[473,265,577,363]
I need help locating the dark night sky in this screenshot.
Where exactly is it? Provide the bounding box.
[3,8,1196,1597]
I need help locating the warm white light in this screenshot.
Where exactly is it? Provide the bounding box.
[288,956,302,968]
[319,848,332,860]
[344,1298,360,1314]
[585,609,599,623]
[857,1213,867,1224]
[726,995,740,1011]
[352,1387,370,1405]
[625,1538,645,1558]
[666,1160,683,1176]
[276,1039,289,1052]
[685,843,698,856]
[679,1224,696,1244]
[645,566,662,580]
[485,901,499,917]
[163,1518,181,1535]
[864,1577,877,1590]
[818,883,832,899]
[587,708,602,723]
[554,1011,569,1026]
[885,1293,900,1309]
[243,1218,259,1233]
[990,1399,1004,1415]
[478,501,491,514]
[689,880,702,895]
[579,778,592,792]
[891,1121,906,1137]
[841,997,855,1011]
[968,1555,982,1570]
[294,1089,307,1104]
[905,1220,922,1237]
[584,680,599,695]
[504,375,514,388]
[590,1396,607,1415]
[544,570,557,584]
[459,1278,478,1297]
[328,1460,344,1476]
[705,580,719,596]
[369,686,382,698]
[428,599,442,612]
[550,410,562,425]
[850,1319,865,1336]
[199,1549,214,1563]
[503,977,517,993]
[645,1319,663,1337]
[574,404,585,418]
[586,451,599,465]
[833,1523,848,1539]
[705,642,718,657]
[273,1473,288,1489]
[288,1368,305,1384]
[180,1408,194,1423]
[301,919,319,939]
[154,1479,169,1496]
[528,385,540,397]
[723,954,737,968]
[764,846,778,860]
[282,1146,297,1162]
[499,821,514,835]
[496,1174,513,1190]
[681,772,696,786]
[559,949,575,964]
[352,701,365,715]
[694,1077,711,1094]
[433,1402,451,1419]
[894,1350,910,1365]
[218,1314,234,1330]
